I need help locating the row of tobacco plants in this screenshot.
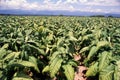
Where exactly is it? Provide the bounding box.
[0,16,120,80]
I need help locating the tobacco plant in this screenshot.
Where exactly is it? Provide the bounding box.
[0,16,120,80]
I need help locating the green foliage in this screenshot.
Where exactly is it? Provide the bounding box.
[98,51,112,71]
[12,72,33,80]
[99,64,114,80]
[86,62,98,76]
[114,60,120,80]
[62,64,75,80]
[0,16,120,80]
[87,46,98,60]
[49,56,63,78]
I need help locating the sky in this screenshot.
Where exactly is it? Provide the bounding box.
[0,0,120,14]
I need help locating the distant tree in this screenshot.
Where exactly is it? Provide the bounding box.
[59,14,64,16]
[90,15,105,17]
[108,15,113,18]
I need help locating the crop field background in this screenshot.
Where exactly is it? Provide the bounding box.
[0,16,120,80]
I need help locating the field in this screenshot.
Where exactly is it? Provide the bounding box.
[0,16,120,80]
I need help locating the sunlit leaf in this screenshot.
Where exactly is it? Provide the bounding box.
[62,64,75,80]
[86,62,98,77]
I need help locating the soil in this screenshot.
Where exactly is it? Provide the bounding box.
[74,54,88,80]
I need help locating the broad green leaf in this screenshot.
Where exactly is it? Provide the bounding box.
[0,48,7,59]
[62,64,74,80]
[59,47,66,54]
[80,46,90,53]
[67,59,78,67]
[29,56,38,67]
[49,52,60,63]
[87,46,98,60]
[81,29,88,35]
[13,72,33,80]
[86,62,98,77]
[24,51,29,60]
[56,38,63,46]
[47,33,54,41]
[50,57,63,78]
[69,36,77,41]
[45,45,50,53]
[99,51,112,71]
[68,31,77,41]
[25,29,32,36]
[12,77,33,80]
[95,30,101,39]
[27,44,45,55]
[42,66,50,73]
[19,61,40,73]
[0,44,9,59]
[27,40,41,48]
[99,64,114,80]
[9,60,40,73]
[97,41,110,48]
[82,34,93,41]
[0,71,2,78]
[1,44,9,49]
[4,52,20,61]
[114,60,120,80]
[38,26,44,32]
